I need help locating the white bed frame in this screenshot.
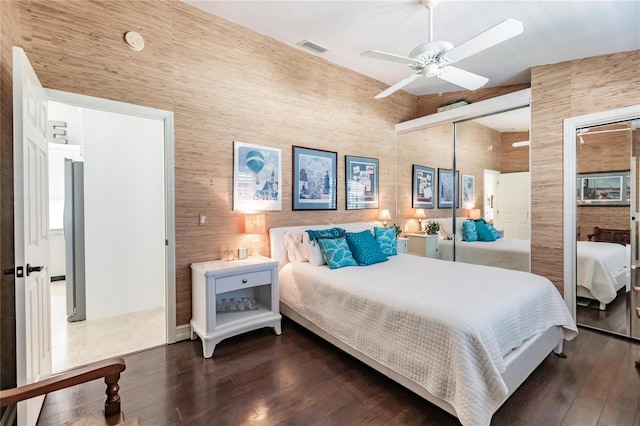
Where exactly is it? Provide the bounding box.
[269,222,565,420]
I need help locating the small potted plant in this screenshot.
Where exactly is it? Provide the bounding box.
[424,221,440,257]
[425,221,440,235]
[392,224,402,238]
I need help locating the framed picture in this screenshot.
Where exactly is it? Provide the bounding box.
[345,155,379,209]
[233,141,282,211]
[577,170,630,206]
[293,146,337,210]
[437,168,459,209]
[462,174,475,209]
[412,165,435,209]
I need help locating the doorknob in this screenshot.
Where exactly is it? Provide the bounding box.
[26,264,43,276]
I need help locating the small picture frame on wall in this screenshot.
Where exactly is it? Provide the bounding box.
[345,155,379,210]
[292,146,337,210]
[437,168,459,209]
[233,141,282,211]
[462,174,475,209]
[412,165,435,209]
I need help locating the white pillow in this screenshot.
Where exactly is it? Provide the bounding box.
[303,232,326,266]
[283,231,308,262]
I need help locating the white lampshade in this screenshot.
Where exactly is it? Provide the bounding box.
[378,209,392,221]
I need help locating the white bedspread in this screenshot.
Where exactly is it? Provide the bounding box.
[279,254,577,426]
[439,238,530,272]
[576,241,629,304]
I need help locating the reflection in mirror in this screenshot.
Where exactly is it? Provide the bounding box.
[396,107,531,272]
[575,120,635,337]
[396,123,454,243]
[444,108,530,271]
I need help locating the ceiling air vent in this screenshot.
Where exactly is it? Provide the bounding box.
[296,40,328,54]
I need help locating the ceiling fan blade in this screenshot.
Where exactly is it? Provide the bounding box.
[438,66,489,90]
[362,50,423,67]
[375,73,421,99]
[443,19,524,64]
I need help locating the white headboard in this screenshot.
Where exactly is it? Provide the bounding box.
[269,221,380,270]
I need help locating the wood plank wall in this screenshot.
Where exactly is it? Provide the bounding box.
[9,0,416,327]
[530,50,640,293]
[0,0,20,397]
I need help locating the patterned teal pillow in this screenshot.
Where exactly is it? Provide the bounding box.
[485,223,502,240]
[345,230,388,266]
[374,226,397,256]
[475,220,497,242]
[317,237,358,269]
[462,220,478,242]
[306,227,346,242]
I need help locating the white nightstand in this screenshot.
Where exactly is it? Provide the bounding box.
[406,233,439,258]
[396,237,408,254]
[190,256,282,358]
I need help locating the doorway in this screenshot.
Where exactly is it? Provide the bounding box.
[44,90,177,371]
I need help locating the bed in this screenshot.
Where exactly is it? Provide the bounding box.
[437,228,630,310]
[269,222,577,426]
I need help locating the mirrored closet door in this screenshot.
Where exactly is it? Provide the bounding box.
[575,118,640,339]
[451,107,531,271]
[394,90,531,272]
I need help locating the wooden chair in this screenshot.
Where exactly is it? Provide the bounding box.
[0,357,139,425]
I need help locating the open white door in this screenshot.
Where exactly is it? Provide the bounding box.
[495,171,530,239]
[13,46,51,424]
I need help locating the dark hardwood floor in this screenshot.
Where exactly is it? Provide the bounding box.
[37,318,640,426]
[577,287,630,336]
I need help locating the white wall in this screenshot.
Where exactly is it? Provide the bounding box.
[48,100,166,320]
[81,109,165,320]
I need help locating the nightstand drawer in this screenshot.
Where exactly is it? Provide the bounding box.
[216,270,272,294]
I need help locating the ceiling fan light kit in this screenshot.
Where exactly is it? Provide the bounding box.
[362,0,523,99]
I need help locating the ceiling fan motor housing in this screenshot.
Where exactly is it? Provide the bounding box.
[409,41,453,70]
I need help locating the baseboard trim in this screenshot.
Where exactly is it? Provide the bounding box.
[175,324,191,342]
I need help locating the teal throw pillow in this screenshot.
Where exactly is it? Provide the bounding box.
[485,223,502,240]
[475,220,497,242]
[345,230,388,266]
[306,227,346,242]
[317,237,358,269]
[462,220,478,242]
[374,226,397,256]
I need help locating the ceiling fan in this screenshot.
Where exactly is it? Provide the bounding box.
[362,0,524,99]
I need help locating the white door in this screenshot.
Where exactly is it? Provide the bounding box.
[13,46,51,424]
[495,171,530,239]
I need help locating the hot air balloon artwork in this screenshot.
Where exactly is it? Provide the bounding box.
[233,141,282,211]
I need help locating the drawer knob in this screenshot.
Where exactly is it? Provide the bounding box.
[242,279,248,284]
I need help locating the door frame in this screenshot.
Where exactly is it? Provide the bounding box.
[44,89,177,343]
[562,104,640,321]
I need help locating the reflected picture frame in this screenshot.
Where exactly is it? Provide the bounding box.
[462,174,475,209]
[412,165,435,209]
[437,168,459,209]
[345,155,379,210]
[293,146,337,210]
[577,170,630,206]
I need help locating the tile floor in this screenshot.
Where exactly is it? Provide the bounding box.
[50,281,166,373]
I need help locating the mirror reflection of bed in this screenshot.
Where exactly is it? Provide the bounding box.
[575,226,631,335]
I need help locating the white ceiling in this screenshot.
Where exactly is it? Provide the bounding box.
[184,0,640,98]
